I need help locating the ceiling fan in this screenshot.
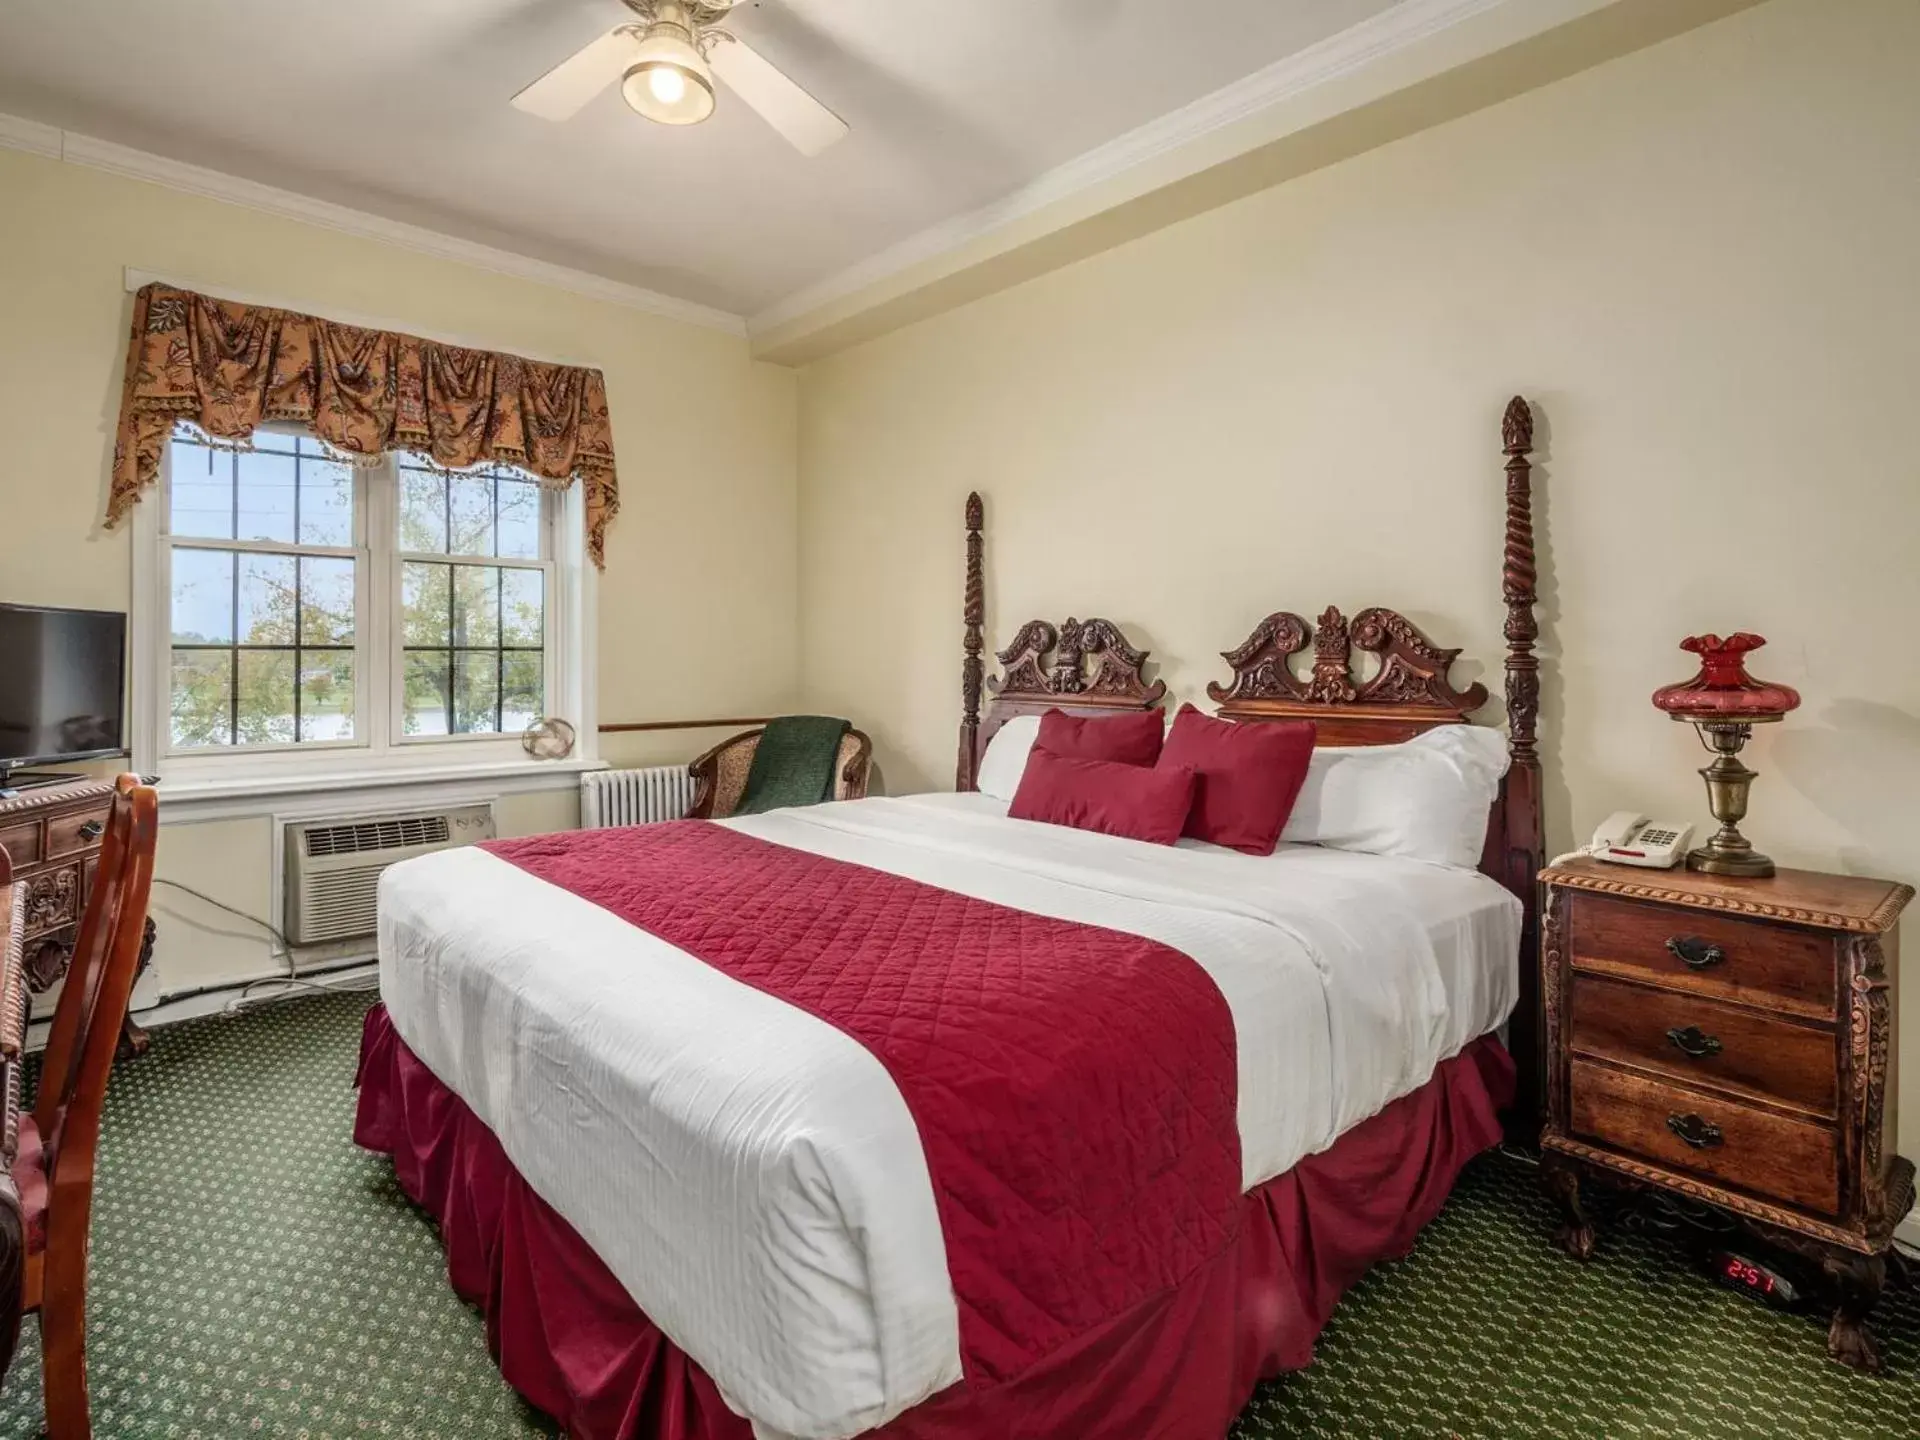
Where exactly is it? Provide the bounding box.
[512,0,849,156]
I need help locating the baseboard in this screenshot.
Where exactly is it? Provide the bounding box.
[1897,1214,1920,1253]
[25,955,377,1051]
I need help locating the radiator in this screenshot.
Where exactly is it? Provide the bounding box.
[581,766,696,828]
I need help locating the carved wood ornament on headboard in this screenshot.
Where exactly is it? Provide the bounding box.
[954,396,1547,1134]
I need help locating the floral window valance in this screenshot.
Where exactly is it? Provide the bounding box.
[110,283,620,566]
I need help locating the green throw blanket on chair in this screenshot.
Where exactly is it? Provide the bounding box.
[733,715,852,816]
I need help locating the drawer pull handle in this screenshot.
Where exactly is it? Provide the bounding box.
[1666,935,1724,969]
[77,820,104,840]
[1666,1112,1724,1149]
[1666,1025,1723,1058]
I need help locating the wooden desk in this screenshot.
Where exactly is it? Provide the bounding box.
[0,778,154,1056]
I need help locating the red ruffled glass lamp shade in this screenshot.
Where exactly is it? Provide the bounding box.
[1652,633,1800,877]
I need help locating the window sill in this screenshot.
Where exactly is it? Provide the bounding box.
[153,755,606,824]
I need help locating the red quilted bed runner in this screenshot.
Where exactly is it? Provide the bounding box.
[485,820,1242,1385]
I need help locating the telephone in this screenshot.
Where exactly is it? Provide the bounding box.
[1589,811,1693,869]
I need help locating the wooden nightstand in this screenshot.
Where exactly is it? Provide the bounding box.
[1538,857,1914,1369]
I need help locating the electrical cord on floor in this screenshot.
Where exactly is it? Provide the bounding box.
[150,877,379,1015]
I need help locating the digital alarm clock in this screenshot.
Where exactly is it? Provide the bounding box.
[1706,1249,1807,1310]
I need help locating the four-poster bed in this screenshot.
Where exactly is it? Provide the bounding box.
[354,397,1546,1440]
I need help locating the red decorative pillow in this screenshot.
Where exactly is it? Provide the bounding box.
[1034,708,1165,767]
[1158,704,1316,855]
[1009,750,1196,846]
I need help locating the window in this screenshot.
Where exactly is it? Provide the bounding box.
[167,431,360,748]
[141,423,586,783]
[396,458,548,738]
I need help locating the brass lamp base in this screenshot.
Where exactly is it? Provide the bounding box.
[1687,842,1777,879]
[1681,715,1781,879]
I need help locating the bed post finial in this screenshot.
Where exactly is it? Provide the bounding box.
[957,491,985,791]
[1502,396,1539,764]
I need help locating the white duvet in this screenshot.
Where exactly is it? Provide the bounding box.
[377,792,1519,1440]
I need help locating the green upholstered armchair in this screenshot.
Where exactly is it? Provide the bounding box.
[687,726,873,820]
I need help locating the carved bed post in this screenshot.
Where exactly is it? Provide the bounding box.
[957,491,985,792]
[1499,395,1547,1140]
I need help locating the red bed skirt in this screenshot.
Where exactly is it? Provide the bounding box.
[354,1005,1512,1440]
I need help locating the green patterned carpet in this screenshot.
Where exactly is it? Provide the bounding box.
[0,991,1913,1437]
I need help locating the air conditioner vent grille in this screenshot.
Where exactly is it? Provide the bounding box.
[284,803,492,946]
[304,815,451,857]
[300,865,384,943]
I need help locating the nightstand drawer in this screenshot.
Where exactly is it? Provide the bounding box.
[1568,893,1834,1018]
[1569,975,1836,1119]
[1569,1059,1838,1216]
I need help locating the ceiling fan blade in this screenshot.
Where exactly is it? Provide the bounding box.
[710,37,849,156]
[511,27,636,122]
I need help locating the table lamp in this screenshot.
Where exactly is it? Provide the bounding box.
[1651,632,1800,877]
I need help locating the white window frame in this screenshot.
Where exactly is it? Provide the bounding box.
[131,424,597,799]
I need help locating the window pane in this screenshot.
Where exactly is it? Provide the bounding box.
[452,651,500,734]
[169,437,232,539]
[299,654,355,742]
[496,479,541,559]
[499,568,545,648]
[299,456,354,547]
[448,473,495,557]
[400,469,448,554]
[238,553,297,645]
[501,652,544,732]
[299,557,355,646]
[235,448,297,544]
[170,650,233,748]
[402,562,451,647]
[171,548,235,644]
[451,564,499,647]
[235,649,296,744]
[403,650,451,736]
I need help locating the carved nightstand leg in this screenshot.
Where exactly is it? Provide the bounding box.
[1824,1252,1886,1373]
[1540,1156,1596,1261]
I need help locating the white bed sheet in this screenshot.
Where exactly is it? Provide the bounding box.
[377,793,1519,1440]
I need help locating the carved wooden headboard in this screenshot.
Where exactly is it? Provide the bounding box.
[952,396,1547,1134]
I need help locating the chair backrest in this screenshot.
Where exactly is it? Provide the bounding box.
[31,777,158,1198]
[689,727,873,819]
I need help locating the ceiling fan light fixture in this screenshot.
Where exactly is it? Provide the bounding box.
[622,22,715,125]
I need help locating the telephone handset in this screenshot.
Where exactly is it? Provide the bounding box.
[1589,811,1693,869]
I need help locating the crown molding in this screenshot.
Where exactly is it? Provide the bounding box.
[0,110,62,157]
[0,113,748,337]
[746,0,1520,338]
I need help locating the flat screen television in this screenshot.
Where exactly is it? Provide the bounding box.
[0,602,128,780]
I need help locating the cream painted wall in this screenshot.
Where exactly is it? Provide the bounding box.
[0,146,799,993]
[796,0,1920,1144]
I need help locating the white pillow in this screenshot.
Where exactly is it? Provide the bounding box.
[975,714,1042,801]
[1280,724,1510,868]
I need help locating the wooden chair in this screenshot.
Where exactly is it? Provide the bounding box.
[0,840,24,1383]
[6,776,158,1438]
[688,726,872,819]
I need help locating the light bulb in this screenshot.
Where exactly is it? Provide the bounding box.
[647,67,686,105]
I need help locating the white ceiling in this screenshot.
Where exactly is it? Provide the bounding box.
[0,0,1400,318]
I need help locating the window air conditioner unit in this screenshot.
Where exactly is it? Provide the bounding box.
[283,804,495,945]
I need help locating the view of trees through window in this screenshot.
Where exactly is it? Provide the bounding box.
[169,430,357,747]
[398,458,546,736]
[166,426,548,751]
